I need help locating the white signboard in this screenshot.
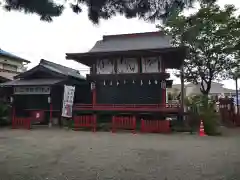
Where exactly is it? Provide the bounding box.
[14,86,50,94]
[96,59,114,74]
[141,57,160,73]
[117,58,138,74]
[61,85,75,118]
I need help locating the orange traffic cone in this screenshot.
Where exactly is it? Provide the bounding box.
[199,120,206,136]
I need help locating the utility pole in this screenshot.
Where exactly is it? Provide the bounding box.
[233,67,239,114]
[180,65,184,112]
[235,76,239,114]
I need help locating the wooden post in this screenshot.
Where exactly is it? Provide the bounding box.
[12,105,15,129]
[132,116,136,134]
[162,88,166,106]
[93,89,96,105]
[10,96,15,129]
[161,81,166,106]
[91,82,96,105]
[141,119,144,132]
[112,116,115,133]
[48,96,52,127]
[50,103,53,125]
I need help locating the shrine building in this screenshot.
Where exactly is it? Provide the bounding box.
[0,59,90,127]
[66,31,186,120]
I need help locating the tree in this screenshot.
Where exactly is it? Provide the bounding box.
[159,1,240,95]
[0,0,196,23]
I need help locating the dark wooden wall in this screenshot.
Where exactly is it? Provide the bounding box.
[14,94,49,117]
[51,85,64,110]
[74,83,92,104]
[96,83,162,104]
[14,95,49,110]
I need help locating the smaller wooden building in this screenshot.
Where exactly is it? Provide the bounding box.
[0,59,90,126]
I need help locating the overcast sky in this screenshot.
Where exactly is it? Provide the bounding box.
[0,0,239,89]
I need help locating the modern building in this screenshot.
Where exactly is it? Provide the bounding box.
[0,48,30,82]
[167,82,236,100]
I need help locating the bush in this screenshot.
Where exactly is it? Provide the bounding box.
[185,95,220,135]
[0,103,11,126]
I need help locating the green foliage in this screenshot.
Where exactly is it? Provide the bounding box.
[1,0,195,24]
[197,95,219,135]
[0,103,10,126]
[159,1,240,95]
[61,117,73,129]
[185,95,220,135]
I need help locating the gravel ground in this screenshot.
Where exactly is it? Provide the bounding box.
[0,128,240,180]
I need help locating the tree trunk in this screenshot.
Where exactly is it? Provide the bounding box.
[200,79,211,96]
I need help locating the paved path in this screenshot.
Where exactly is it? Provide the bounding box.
[0,128,240,180]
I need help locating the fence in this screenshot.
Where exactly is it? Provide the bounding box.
[219,98,240,126]
[12,117,31,129]
[141,119,170,133]
[112,116,136,133]
[74,115,97,132]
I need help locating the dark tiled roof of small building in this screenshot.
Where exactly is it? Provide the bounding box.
[39,59,85,80]
[14,59,86,80]
[0,48,30,63]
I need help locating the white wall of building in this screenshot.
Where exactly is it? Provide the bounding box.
[0,56,27,80]
[167,82,236,98]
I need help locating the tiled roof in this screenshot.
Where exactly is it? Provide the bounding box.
[89,31,172,53]
[0,48,30,63]
[66,31,186,69]
[39,59,85,80]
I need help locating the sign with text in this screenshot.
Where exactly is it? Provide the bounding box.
[14,86,50,94]
[61,85,75,118]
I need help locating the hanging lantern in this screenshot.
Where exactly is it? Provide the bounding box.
[155,80,158,84]
[103,80,106,86]
[124,80,126,84]
[141,80,143,86]
[110,81,112,86]
[48,97,51,104]
[91,82,96,90]
[117,81,119,86]
[161,81,166,89]
[10,96,14,103]
[149,80,151,85]
[132,80,135,84]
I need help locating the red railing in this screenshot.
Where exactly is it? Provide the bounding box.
[141,119,170,133]
[74,103,181,112]
[112,116,136,133]
[219,99,240,126]
[74,115,97,132]
[12,117,31,130]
